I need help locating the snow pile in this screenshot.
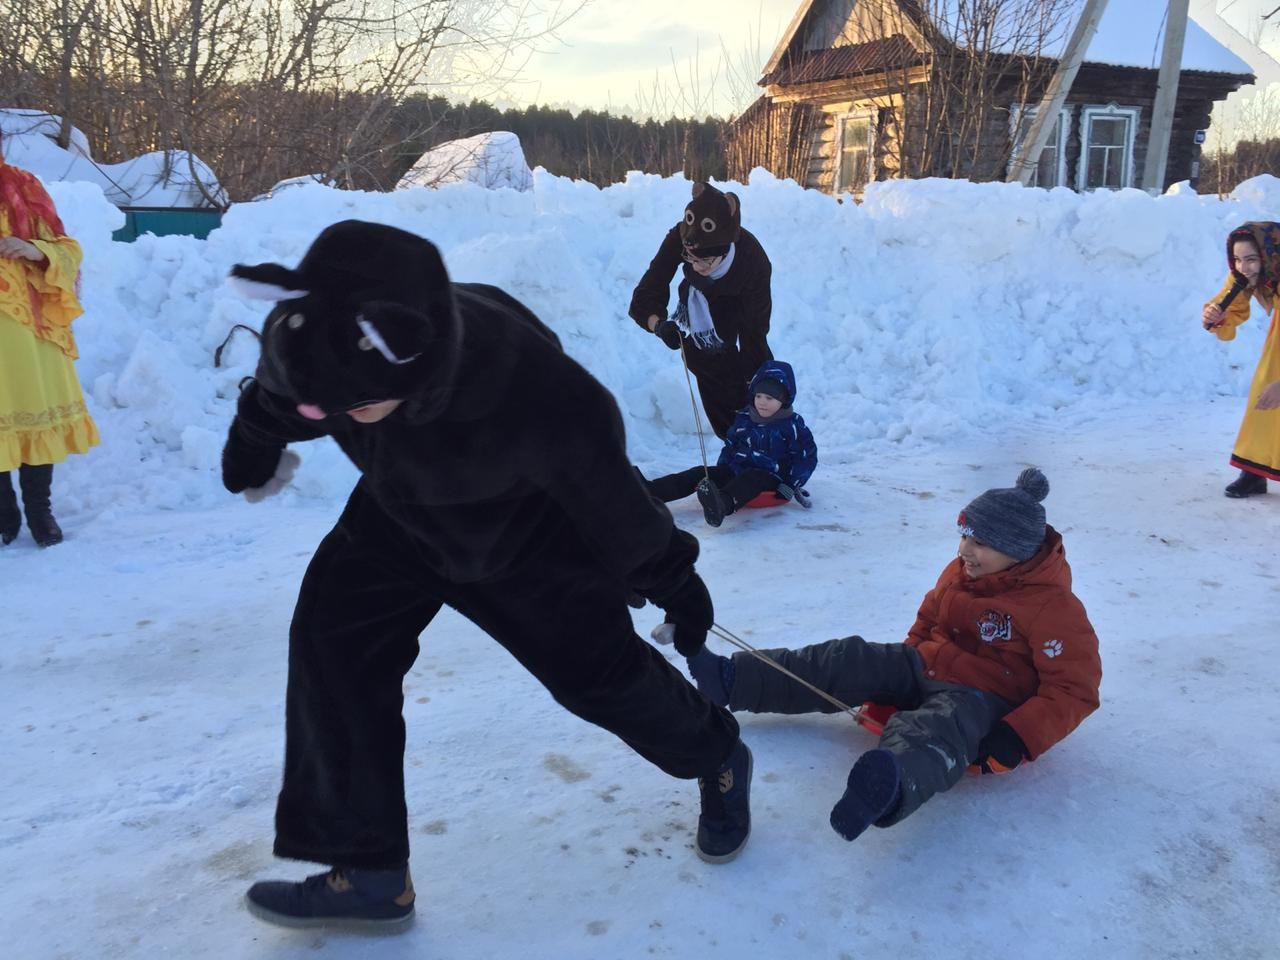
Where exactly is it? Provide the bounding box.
[0,108,225,208]
[397,131,534,192]
[35,166,1273,522]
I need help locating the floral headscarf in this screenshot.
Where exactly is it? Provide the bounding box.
[1226,221,1280,296]
[0,130,68,240]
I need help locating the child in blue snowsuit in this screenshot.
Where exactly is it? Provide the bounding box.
[646,360,817,526]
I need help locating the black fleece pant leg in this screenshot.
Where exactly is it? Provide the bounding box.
[273,488,739,870]
[646,465,732,502]
[722,469,779,507]
[273,494,444,870]
[877,687,1009,826]
[449,533,739,780]
[684,349,748,440]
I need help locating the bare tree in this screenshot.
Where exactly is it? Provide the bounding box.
[0,0,586,203]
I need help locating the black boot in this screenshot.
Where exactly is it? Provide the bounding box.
[0,472,19,545]
[1224,470,1268,499]
[695,478,731,527]
[19,463,63,547]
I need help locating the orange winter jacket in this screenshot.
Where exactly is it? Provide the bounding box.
[904,525,1101,760]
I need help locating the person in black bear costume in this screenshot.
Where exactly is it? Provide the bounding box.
[629,181,773,439]
[222,220,753,932]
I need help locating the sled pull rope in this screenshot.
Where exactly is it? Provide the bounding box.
[710,622,870,726]
[677,338,713,479]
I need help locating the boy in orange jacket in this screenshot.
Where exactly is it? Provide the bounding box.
[686,468,1101,841]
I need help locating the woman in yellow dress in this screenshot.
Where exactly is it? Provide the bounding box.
[0,133,100,546]
[1202,221,1280,498]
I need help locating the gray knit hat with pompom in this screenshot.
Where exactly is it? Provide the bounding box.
[956,468,1050,562]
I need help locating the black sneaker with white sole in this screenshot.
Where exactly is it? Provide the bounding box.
[696,739,752,863]
[245,865,415,931]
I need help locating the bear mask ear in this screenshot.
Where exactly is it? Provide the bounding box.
[724,192,739,218]
[228,263,310,301]
[354,301,431,365]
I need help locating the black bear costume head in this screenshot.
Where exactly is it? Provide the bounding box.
[678,181,741,257]
[229,220,461,420]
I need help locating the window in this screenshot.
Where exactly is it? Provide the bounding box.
[1009,104,1071,187]
[835,111,876,194]
[1078,104,1140,190]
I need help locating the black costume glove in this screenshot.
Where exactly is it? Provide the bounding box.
[650,571,713,657]
[970,721,1027,775]
[221,427,284,495]
[654,319,683,351]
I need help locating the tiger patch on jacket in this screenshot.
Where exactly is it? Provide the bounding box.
[976,609,1013,644]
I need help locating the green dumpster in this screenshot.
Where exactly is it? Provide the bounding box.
[113,207,223,242]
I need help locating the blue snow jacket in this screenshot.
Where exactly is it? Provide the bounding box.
[716,361,818,488]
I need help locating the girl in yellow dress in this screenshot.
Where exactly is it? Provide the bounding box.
[0,133,100,546]
[1201,221,1280,498]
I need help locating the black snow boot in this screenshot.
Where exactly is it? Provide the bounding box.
[696,739,752,863]
[19,463,62,547]
[1224,470,1267,498]
[830,749,902,842]
[696,478,731,527]
[245,865,415,931]
[0,472,19,545]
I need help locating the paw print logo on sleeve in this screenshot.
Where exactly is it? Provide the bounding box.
[1043,638,1063,658]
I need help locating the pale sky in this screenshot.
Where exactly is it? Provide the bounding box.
[510,0,799,117]
[504,0,1280,134]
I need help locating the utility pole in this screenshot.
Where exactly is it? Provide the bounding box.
[1143,0,1192,194]
[1010,0,1110,185]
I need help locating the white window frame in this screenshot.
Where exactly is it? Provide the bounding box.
[833,109,878,195]
[1077,103,1141,191]
[1008,103,1071,188]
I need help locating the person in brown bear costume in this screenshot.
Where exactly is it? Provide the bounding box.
[629,182,774,439]
[221,220,753,932]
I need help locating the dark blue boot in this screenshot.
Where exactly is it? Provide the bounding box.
[686,647,734,708]
[245,865,415,931]
[696,739,752,863]
[830,749,902,842]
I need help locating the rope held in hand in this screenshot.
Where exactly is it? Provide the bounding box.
[676,336,713,481]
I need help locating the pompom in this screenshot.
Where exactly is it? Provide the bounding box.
[1015,467,1050,502]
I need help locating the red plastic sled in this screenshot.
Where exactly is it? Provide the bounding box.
[855,702,899,736]
[742,491,791,509]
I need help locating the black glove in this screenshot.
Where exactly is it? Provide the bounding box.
[650,571,713,657]
[970,721,1027,775]
[221,427,284,495]
[654,319,683,351]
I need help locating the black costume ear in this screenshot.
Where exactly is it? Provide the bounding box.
[228,263,309,301]
[354,301,431,365]
[724,192,739,218]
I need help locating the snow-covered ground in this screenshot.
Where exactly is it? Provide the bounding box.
[2,169,1279,959]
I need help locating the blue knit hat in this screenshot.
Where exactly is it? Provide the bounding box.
[956,468,1050,562]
